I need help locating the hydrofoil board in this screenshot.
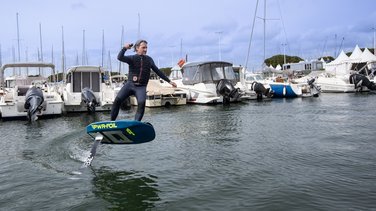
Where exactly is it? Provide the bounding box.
[81,120,155,168]
[86,120,155,144]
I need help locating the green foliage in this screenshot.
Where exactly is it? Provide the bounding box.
[264,54,303,67]
[159,67,172,76]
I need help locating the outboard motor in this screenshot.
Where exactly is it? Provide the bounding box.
[349,74,376,91]
[307,78,321,97]
[216,79,240,104]
[24,86,44,122]
[81,87,99,112]
[250,82,274,100]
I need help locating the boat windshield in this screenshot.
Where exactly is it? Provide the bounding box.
[169,70,183,80]
[70,71,101,93]
[6,80,16,88]
[246,74,263,81]
[182,62,236,85]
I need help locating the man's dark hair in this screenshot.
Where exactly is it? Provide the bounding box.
[134,39,148,51]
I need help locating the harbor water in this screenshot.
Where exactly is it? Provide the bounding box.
[0,93,375,210]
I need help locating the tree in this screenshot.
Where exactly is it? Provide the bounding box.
[159,67,172,76]
[264,54,303,67]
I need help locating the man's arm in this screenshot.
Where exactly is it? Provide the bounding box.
[117,44,133,64]
[150,58,177,87]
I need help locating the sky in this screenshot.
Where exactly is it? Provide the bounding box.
[0,0,376,73]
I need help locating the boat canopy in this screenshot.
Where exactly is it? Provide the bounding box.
[182,61,236,85]
[65,66,105,93]
[0,62,56,87]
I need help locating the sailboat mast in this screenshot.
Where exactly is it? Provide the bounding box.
[61,26,65,82]
[0,44,2,67]
[12,46,16,75]
[138,13,141,39]
[16,13,21,62]
[101,30,105,67]
[52,45,56,81]
[25,48,29,75]
[107,51,112,71]
[263,0,266,63]
[51,45,54,63]
[373,26,376,56]
[245,0,259,70]
[82,29,86,65]
[215,31,222,60]
[75,53,79,66]
[118,26,124,74]
[39,23,44,62]
[334,34,337,57]
[39,23,44,76]
[37,48,41,75]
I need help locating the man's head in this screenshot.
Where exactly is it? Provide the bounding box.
[134,39,148,55]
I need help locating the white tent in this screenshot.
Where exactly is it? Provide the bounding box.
[349,45,363,62]
[329,50,349,65]
[360,48,376,63]
[324,50,351,75]
[324,45,376,75]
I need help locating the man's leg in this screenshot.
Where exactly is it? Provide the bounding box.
[134,85,147,121]
[110,82,133,121]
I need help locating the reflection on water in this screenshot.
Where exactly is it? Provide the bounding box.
[92,166,160,210]
[25,121,43,140]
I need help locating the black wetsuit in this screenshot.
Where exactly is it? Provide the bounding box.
[110,47,171,121]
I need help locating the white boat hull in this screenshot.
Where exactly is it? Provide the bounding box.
[316,75,362,93]
[0,101,62,118]
[130,95,187,107]
[0,93,63,118]
[62,91,114,112]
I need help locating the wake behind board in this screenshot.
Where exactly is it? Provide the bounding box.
[86,120,156,144]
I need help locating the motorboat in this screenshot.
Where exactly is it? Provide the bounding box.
[317,46,376,92]
[0,62,63,120]
[316,71,376,93]
[269,75,321,98]
[130,79,187,107]
[60,66,115,112]
[244,72,274,100]
[171,61,251,104]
